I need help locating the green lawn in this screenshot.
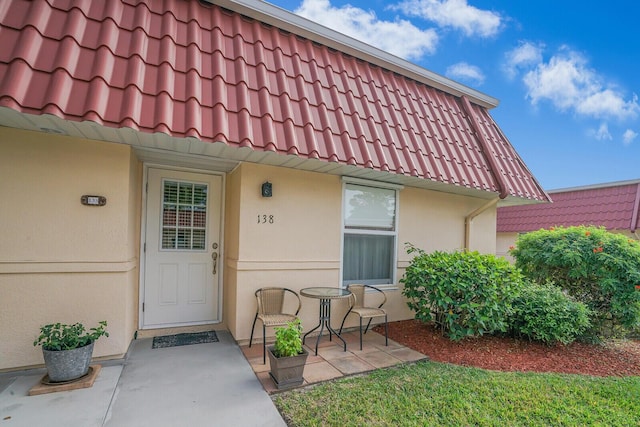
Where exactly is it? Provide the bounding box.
[273,361,640,426]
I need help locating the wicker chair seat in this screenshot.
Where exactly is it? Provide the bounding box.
[258,313,298,326]
[350,307,386,319]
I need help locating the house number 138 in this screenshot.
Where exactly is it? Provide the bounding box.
[258,214,274,224]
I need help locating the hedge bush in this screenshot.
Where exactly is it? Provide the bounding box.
[511,226,640,338]
[401,245,524,340]
[510,283,591,345]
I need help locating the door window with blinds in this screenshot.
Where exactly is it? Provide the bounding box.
[161,180,208,250]
[342,183,398,286]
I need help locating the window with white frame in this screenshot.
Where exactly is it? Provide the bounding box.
[161,180,208,251]
[342,182,398,286]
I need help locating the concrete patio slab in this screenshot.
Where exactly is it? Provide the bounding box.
[0,331,285,427]
[0,365,123,427]
[328,355,376,375]
[300,360,344,384]
[244,330,429,394]
[389,347,430,362]
[356,350,403,368]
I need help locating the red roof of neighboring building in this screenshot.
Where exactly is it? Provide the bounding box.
[497,180,640,233]
[0,0,548,202]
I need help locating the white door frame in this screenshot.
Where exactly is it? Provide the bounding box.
[139,163,226,330]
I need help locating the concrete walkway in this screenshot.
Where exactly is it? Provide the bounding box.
[0,331,286,427]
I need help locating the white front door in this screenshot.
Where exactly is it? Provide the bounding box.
[142,168,222,328]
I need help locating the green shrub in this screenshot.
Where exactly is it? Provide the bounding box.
[33,321,109,351]
[401,245,524,340]
[510,283,591,345]
[511,226,640,338]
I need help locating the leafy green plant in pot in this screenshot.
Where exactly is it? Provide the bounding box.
[33,321,108,382]
[267,319,308,390]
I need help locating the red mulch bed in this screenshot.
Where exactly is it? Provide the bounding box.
[374,320,640,377]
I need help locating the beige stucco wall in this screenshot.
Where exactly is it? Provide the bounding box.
[225,163,499,344]
[0,127,141,370]
[397,187,497,258]
[225,163,344,342]
[497,232,519,262]
[0,124,502,369]
[222,164,242,335]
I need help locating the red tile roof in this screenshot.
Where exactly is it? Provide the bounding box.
[0,0,548,202]
[497,180,640,232]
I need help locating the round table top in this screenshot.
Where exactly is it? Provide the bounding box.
[300,287,351,299]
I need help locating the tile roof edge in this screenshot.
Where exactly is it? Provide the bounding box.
[459,95,508,199]
[208,0,499,109]
[548,178,640,193]
[478,105,551,203]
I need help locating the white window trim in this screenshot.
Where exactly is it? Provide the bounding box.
[340,178,401,290]
[341,176,404,191]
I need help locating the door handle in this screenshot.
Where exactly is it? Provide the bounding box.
[212,251,218,275]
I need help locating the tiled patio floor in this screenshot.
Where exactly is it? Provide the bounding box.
[240,330,427,394]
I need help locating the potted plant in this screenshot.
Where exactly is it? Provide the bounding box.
[267,319,308,390]
[33,320,108,383]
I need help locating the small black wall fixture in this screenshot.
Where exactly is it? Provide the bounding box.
[261,181,273,197]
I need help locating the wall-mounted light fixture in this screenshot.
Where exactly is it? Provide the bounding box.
[261,181,272,198]
[81,195,107,206]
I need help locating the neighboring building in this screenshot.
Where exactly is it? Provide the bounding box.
[0,0,548,371]
[497,179,640,260]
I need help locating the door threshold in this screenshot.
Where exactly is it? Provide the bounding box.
[137,323,226,339]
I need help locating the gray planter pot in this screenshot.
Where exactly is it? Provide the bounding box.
[267,346,308,390]
[42,341,94,382]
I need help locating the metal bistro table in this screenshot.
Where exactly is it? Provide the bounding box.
[300,287,352,355]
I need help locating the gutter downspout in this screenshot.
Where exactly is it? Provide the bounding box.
[464,197,499,250]
[459,95,508,250]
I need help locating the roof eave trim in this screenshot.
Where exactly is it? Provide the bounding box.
[208,0,499,109]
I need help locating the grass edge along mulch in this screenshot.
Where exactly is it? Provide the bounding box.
[273,360,640,427]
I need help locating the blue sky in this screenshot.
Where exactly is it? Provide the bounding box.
[267,0,639,190]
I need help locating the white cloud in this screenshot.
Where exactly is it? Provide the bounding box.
[392,0,502,38]
[522,47,639,121]
[294,0,438,60]
[446,62,485,85]
[576,90,639,118]
[588,123,612,141]
[504,41,544,79]
[623,129,638,145]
